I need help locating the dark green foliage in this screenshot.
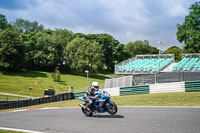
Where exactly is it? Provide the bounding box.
[13,18,44,33]
[164,46,183,62]
[177,2,200,53]
[66,37,103,73]
[32,29,73,70]
[0,14,8,30]
[85,34,121,71]
[0,29,25,70]
[21,28,74,70]
[123,40,159,58]
[52,67,61,82]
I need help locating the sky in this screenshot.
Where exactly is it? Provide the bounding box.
[0,0,198,50]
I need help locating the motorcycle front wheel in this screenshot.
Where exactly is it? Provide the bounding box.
[106,101,118,115]
[81,107,93,117]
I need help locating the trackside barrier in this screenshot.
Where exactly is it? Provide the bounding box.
[120,85,149,96]
[185,80,200,92]
[74,91,86,99]
[5,80,197,110]
[72,80,200,99]
[0,93,74,110]
[149,82,185,94]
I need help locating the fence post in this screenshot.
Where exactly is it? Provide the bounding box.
[155,73,157,84]
[181,71,184,81]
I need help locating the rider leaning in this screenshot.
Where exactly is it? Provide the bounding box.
[80,82,101,110]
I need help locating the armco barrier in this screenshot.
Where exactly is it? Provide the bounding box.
[120,85,149,96]
[74,91,86,99]
[185,80,200,92]
[0,92,74,110]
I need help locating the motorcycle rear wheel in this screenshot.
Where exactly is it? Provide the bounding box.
[106,101,118,115]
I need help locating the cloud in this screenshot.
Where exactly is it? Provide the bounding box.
[168,5,187,17]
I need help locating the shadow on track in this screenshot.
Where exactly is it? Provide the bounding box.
[92,114,124,118]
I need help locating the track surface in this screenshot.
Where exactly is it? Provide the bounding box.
[0,107,200,133]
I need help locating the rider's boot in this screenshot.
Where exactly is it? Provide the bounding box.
[79,104,90,110]
[79,104,86,109]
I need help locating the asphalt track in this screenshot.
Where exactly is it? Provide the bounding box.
[0,107,200,133]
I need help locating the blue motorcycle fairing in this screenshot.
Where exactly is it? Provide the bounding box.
[78,96,87,101]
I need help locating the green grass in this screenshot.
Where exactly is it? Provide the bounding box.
[0,95,30,101]
[1,92,200,113]
[0,129,24,133]
[112,91,200,106]
[0,71,108,97]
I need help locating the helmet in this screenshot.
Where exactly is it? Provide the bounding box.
[92,82,99,91]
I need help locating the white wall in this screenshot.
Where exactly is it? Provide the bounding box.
[103,87,120,96]
[149,82,185,94]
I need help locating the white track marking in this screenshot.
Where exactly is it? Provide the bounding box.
[0,127,45,133]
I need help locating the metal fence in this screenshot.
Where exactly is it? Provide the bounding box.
[133,72,200,85]
[104,72,200,88]
[104,75,133,88]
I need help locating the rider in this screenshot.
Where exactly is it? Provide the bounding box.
[80,81,101,110]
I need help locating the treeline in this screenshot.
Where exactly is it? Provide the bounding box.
[0,14,161,73]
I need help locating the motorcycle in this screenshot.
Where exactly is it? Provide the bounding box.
[78,90,118,117]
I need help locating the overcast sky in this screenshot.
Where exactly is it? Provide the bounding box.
[0,0,198,50]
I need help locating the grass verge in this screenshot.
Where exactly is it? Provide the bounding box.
[1,92,200,113]
[0,71,107,97]
[0,129,24,133]
[112,91,200,106]
[0,95,30,101]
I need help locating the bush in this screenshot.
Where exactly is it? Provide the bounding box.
[52,67,61,82]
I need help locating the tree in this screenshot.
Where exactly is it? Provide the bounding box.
[164,46,183,62]
[177,2,200,53]
[74,33,87,38]
[33,30,56,70]
[86,33,121,71]
[52,29,74,68]
[12,19,45,69]
[113,43,127,64]
[20,32,38,69]
[21,29,73,70]
[124,40,159,58]
[13,18,44,33]
[0,29,25,70]
[66,37,103,73]
[0,14,9,30]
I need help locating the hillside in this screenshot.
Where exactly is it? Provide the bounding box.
[0,71,112,97]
